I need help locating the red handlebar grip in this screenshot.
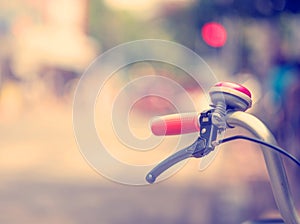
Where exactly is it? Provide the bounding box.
[150,113,200,136]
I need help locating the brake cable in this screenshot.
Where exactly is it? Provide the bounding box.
[217,135,300,166]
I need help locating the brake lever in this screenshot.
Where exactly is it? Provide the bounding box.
[146,137,205,184]
[146,109,219,184]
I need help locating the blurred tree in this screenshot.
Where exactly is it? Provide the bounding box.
[162,0,300,48]
[88,0,135,49]
[87,0,170,50]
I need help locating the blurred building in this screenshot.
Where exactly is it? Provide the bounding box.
[0,0,98,101]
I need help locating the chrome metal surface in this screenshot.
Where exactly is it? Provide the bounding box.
[226,111,299,224]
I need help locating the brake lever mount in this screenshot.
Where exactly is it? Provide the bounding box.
[192,109,219,158]
[146,109,220,184]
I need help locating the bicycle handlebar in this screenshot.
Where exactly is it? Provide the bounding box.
[149,111,300,223]
[146,81,300,223]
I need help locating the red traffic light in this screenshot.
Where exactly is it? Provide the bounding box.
[201,22,227,47]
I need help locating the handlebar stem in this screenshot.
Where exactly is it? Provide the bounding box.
[226,111,300,224]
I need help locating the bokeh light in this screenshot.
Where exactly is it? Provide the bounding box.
[201,22,227,47]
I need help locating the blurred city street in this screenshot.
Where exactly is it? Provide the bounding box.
[0,0,300,223]
[0,94,279,223]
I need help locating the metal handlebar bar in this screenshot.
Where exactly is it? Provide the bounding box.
[226,111,299,224]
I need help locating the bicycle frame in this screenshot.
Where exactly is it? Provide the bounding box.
[226,111,299,224]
